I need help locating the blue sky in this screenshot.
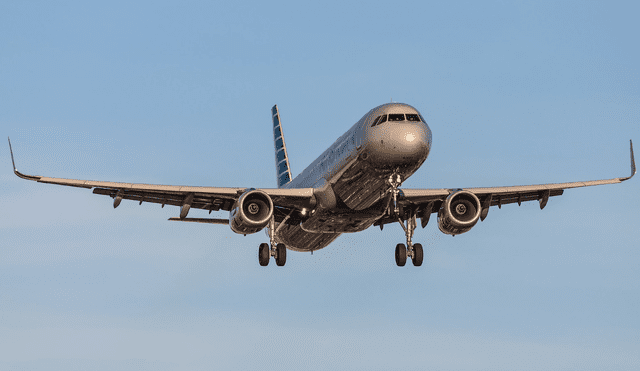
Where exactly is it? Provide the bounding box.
[1,1,639,370]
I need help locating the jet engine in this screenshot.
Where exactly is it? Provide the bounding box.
[437,190,481,236]
[229,189,274,234]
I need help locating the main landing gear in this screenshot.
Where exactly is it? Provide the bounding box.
[388,173,424,267]
[258,243,286,266]
[258,217,287,267]
[394,217,423,267]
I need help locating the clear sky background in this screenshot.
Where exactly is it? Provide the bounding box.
[1,1,638,370]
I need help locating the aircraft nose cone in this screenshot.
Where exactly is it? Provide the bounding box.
[365,122,431,168]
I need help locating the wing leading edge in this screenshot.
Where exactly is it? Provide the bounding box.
[383,140,636,226]
[8,138,315,222]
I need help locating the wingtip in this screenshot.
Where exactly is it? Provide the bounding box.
[630,139,636,175]
[621,139,636,181]
[7,137,42,181]
[8,136,16,171]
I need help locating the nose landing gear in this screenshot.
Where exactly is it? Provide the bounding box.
[258,216,287,267]
[387,173,424,267]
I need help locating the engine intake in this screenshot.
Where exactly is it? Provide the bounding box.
[229,189,274,234]
[437,190,481,236]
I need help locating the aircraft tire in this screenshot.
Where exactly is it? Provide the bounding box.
[412,243,423,266]
[395,243,407,267]
[275,243,287,266]
[259,243,270,266]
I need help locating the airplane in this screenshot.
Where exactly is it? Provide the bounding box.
[8,103,636,267]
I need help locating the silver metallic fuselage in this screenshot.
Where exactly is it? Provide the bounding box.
[275,103,432,251]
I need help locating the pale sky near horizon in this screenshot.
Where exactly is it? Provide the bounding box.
[1,1,639,370]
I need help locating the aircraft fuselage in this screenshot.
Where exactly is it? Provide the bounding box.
[275,103,432,251]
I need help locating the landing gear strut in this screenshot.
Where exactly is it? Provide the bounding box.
[396,212,423,266]
[258,216,287,267]
[387,173,424,267]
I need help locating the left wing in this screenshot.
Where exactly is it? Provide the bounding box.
[8,138,315,223]
[378,140,636,227]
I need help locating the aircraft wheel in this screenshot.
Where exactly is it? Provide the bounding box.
[412,243,423,266]
[395,243,407,267]
[275,243,287,266]
[259,243,270,266]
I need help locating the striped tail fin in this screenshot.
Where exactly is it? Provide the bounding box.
[272,105,293,188]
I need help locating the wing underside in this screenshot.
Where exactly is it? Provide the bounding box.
[376,140,635,227]
[8,138,314,223]
[7,138,635,228]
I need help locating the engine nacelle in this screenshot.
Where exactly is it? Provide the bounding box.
[437,190,481,236]
[229,189,274,235]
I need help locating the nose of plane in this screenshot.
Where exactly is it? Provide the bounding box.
[364,122,432,168]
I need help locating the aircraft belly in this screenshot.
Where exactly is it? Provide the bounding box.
[300,209,380,233]
[275,224,341,252]
[331,159,388,210]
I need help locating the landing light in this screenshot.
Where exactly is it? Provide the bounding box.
[405,133,416,142]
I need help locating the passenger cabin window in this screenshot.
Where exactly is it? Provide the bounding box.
[388,114,405,122]
[406,114,420,122]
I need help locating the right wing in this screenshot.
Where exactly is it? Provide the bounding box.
[376,140,635,227]
[8,138,315,223]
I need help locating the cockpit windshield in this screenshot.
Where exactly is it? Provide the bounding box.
[406,114,420,122]
[371,113,422,127]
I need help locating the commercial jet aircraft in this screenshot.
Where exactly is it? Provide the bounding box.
[8,103,636,267]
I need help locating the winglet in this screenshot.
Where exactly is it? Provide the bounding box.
[7,137,41,181]
[621,139,636,182]
[8,137,18,171]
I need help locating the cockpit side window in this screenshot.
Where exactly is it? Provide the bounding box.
[419,114,426,123]
[388,114,405,122]
[370,115,382,127]
[406,114,420,122]
[371,115,387,127]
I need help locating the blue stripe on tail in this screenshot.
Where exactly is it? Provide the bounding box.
[272,105,293,188]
